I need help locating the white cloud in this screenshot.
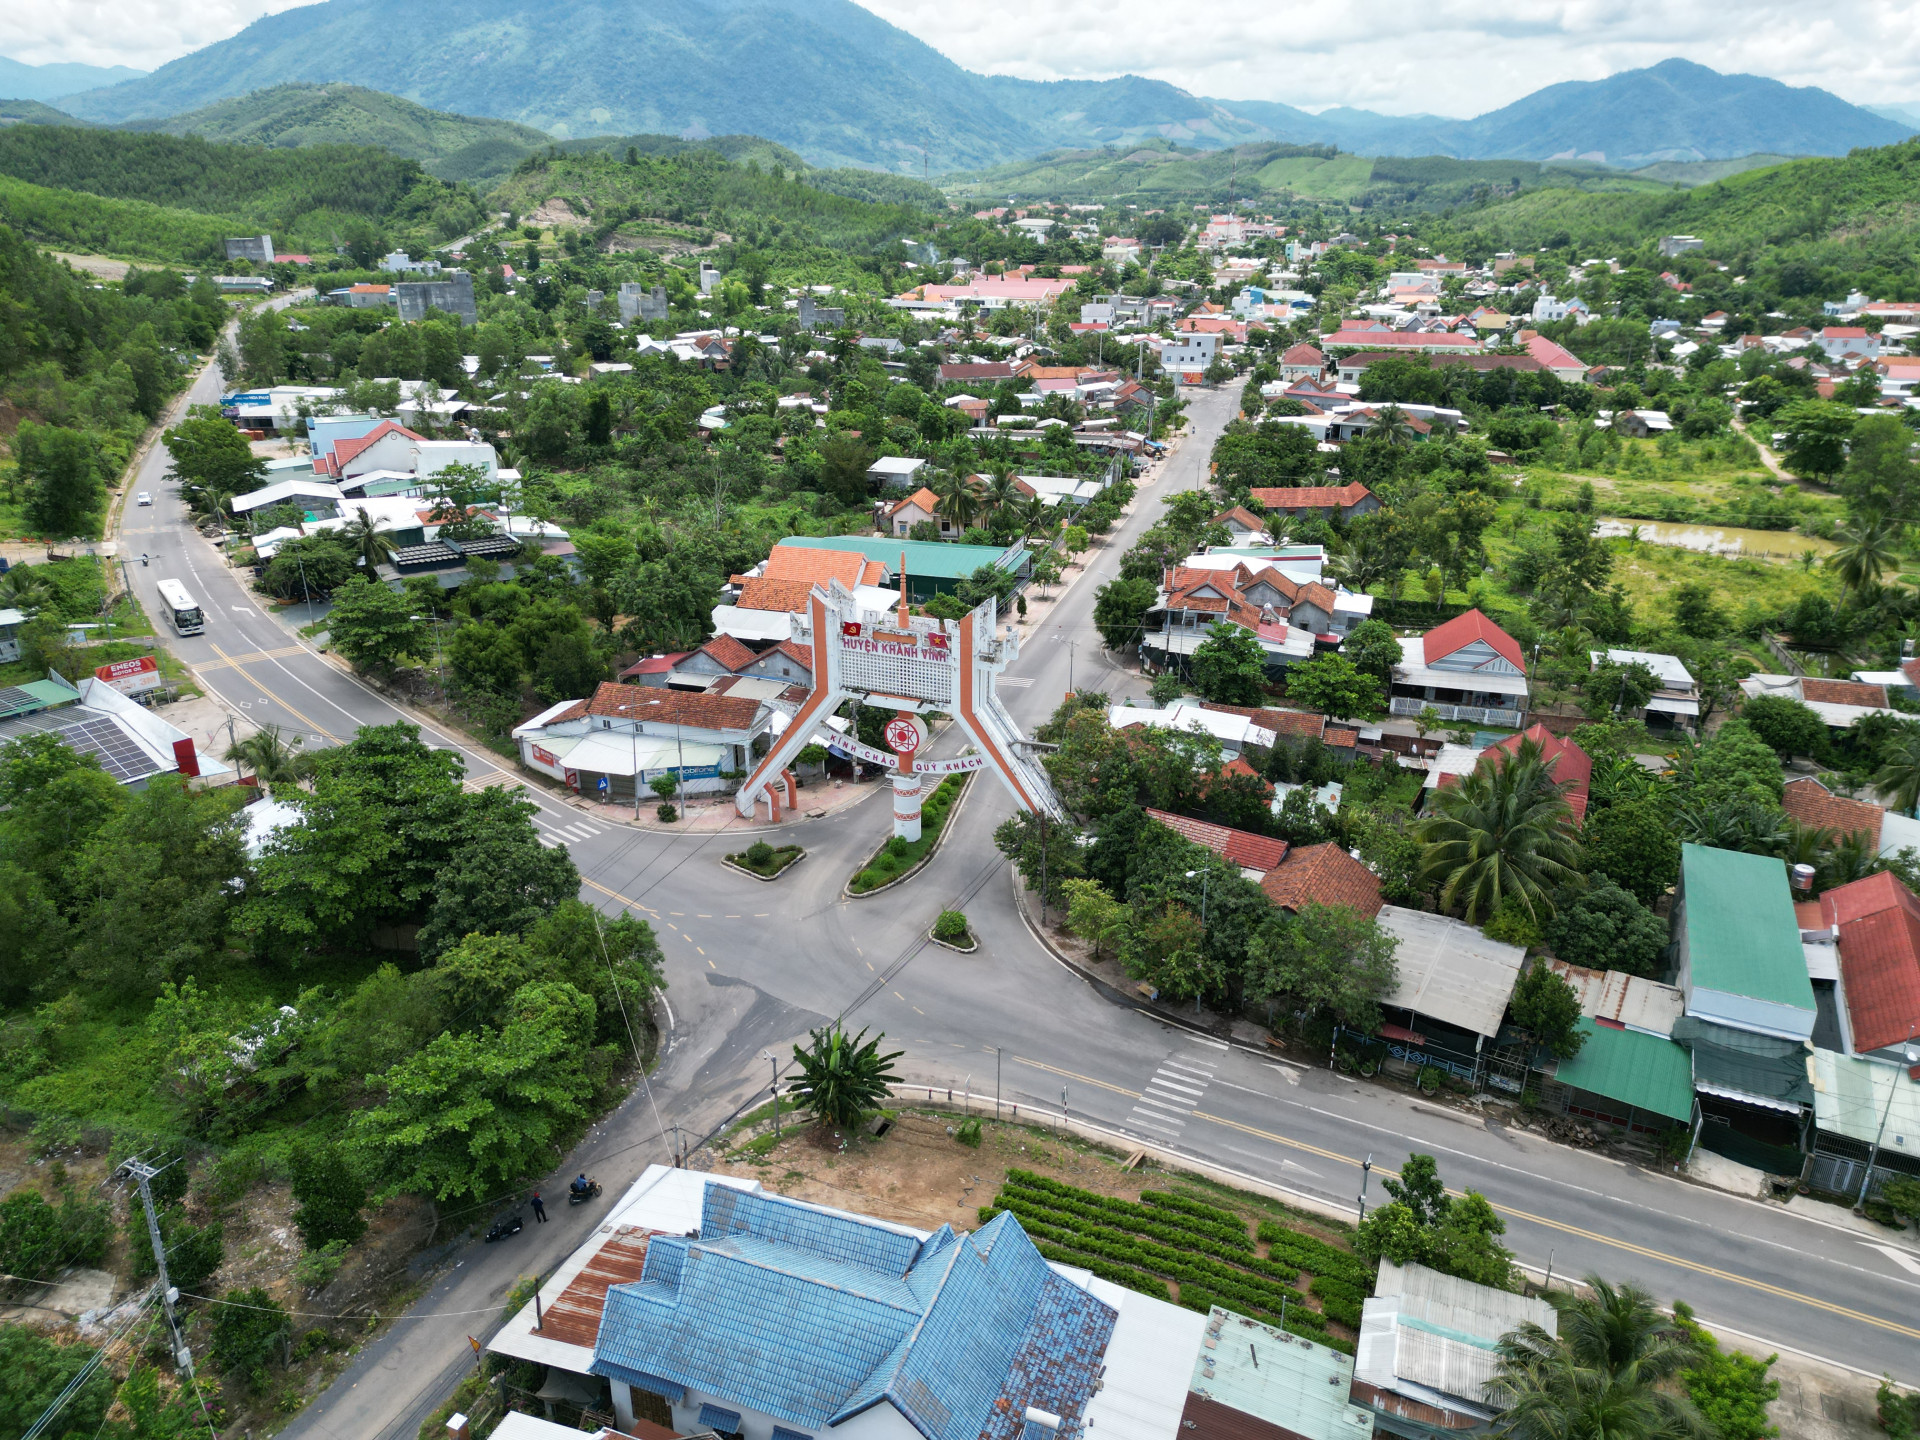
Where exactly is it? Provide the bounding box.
[5,0,1920,114]
[855,0,1920,115]
[0,0,316,71]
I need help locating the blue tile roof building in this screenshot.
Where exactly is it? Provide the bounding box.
[591,1183,1117,1440]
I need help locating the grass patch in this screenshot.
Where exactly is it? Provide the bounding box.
[727,842,804,878]
[848,774,967,894]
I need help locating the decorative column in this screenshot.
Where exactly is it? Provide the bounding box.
[885,711,928,842]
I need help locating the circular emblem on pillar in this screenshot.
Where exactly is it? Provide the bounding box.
[884,715,924,757]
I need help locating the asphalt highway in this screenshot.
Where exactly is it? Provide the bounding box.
[110,365,1920,1440]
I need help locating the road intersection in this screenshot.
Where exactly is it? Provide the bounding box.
[109,368,1920,1439]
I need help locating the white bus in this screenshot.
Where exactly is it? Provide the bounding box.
[156,578,205,636]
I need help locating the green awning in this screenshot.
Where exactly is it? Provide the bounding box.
[1552,1019,1696,1123]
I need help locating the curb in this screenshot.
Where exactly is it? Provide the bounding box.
[720,849,807,883]
[842,772,976,900]
[926,925,979,954]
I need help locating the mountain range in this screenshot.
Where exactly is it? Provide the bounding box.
[31,0,1920,172]
[0,54,145,102]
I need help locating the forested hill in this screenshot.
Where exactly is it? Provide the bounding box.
[491,149,940,252]
[0,124,488,252]
[1448,137,1920,280]
[120,83,553,186]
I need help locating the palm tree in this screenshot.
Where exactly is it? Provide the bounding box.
[1827,512,1902,599]
[931,470,985,533]
[1413,737,1584,924]
[1818,829,1884,890]
[224,724,317,788]
[789,1024,903,1132]
[1674,798,1794,855]
[1368,403,1417,448]
[1875,723,1920,815]
[983,468,1022,520]
[0,566,56,614]
[344,507,397,570]
[186,485,238,531]
[1009,493,1055,541]
[1489,1275,1707,1440]
[1326,532,1391,595]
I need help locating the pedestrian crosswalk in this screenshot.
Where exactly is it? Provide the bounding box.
[461,770,524,793]
[1124,1053,1216,1140]
[536,816,611,848]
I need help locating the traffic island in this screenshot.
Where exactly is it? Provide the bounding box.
[845,773,970,897]
[723,842,806,881]
[928,909,978,952]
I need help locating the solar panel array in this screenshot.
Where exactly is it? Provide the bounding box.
[57,717,165,783]
[0,685,39,716]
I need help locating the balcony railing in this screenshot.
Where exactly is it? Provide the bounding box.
[1390,696,1524,728]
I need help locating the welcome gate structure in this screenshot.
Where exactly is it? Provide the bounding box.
[733,578,1063,837]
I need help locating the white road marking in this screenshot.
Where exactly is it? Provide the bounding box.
[1863,1242,1920,1276]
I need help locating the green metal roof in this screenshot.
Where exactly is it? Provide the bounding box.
[1190,1308,1374,1440]
[1680,844,1814,1010]
[1552,1019,1696,1123]
[778,535,1029,581]
[0,677,82,719]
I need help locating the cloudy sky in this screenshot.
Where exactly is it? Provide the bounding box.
[8,0,1920,115]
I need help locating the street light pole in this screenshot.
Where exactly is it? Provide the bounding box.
[1357,1154,1373,1224]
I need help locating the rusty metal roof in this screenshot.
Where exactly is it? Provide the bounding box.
[543,1226,655,1348]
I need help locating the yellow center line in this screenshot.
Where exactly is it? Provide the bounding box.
[1194,1110,1920,1342]
[196,644,306,671]
[1012,1055,1142,1101]
[581,878,656,915]
[204,644,338,743]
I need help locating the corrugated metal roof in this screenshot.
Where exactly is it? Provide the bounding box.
[1375,908,1525,1038]
[1188,1308,1373,1440]
[1545,961,1684,1037]
[1680,845,1814,1011]
[540,1226,655,1347]
[1354,1263,1554,1411]
[1811,1047,1920,1148]
[1549,1018,1695,1122]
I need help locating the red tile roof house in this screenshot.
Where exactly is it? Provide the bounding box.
[883,486,946,537]
[1434,723,1591,822]
[1390,609,1529,727]
[1260,842,1384,917]
[1279,343,1326,383]
[1248,482,1378,522]
[513,682,774,803]
[1816,871,1920,1058]
[1145,809,1289,879]
[1210,506,1273,545]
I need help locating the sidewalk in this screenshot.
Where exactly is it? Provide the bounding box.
[546,769,885,834]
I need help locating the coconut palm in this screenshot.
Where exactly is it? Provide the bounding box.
[982,468,1023,519]
[1368,403,1417,448]
[186,485,238,531]
[1875,723,1920,816]
[0,566,57,614]
[1818,829,1884,890]
[1413,736,1584,924]
[1325,531,1392,595]
[1827,511,1902,599]
[343,507,397,570]
[789,1024,903,1132]
[1674,798,1795,855]
[224,723,317,788]
[1009,493,1055,541]
[1488,1275,1707,1440]
[931,470,985,532]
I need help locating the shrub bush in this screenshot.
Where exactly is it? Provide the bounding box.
[747,841,774,868]
[656,803,678,822]
[210,1285,290,1387]
[934,910,970,943]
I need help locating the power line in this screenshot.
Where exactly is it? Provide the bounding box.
[182,1291,512,1322]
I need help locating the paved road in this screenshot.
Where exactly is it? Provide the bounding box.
[111,375,1920,1439]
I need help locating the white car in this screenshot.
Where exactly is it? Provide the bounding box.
[136,491,153,506]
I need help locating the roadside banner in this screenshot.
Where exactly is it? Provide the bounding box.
[95,655,161,696]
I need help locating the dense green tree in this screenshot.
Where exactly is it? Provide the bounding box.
[163,406,269,497]
[325,577,429,675]
[1092,577,1157,649]
[1840,415,1920,521]
[1245,903,1399,1029]
[0,1326,117,1439]
[1341,618,1403,684]
[1686,719,1784,805]
[1283,652,1384,720]
[16,423,102,538]
[416,787,583,957]
[1581,798,1681,907]
[1190,622,1268,704]
[209,1286,291,1387]
[1774,398,1854,480]
[351,981,600,1202]
[289,1140,368,1250]
[1739,694,1827,759]
[1509,963,1587,1059]
[1545,876,1668,977]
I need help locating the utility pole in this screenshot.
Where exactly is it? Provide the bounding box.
[1356,1154,1373,1225]
[119,1158,193,1380]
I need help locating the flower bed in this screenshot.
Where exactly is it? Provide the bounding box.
[847,774,967,895]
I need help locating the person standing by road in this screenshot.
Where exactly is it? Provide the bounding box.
[530,1191,547,1223]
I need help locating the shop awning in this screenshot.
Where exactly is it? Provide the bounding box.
[560,734,728,777]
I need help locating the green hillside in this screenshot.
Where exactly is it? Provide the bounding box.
[491,149,936,253]
[0,123,487,256]
[1454,137,1920,276]
[1625,153,1794,186]
[941,141,1672,209]
[0,100,86,128]
[121,83,554,185]
[0,173,240,263]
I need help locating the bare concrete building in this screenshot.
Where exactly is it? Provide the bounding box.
[618,283,669,324]
[394,270,478,326]
[224,234,274,265]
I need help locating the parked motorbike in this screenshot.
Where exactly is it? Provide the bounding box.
[483,1212,524,1243]
[567,1180,602,1205]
